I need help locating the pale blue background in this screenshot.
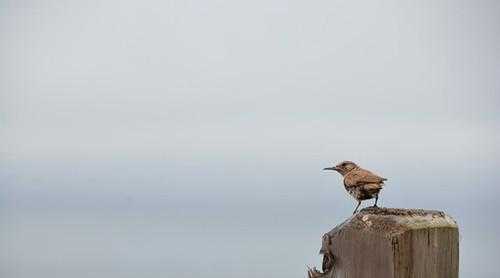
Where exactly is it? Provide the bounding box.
[1,1,499,277]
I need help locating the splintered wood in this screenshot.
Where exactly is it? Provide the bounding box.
[309,207,458,278]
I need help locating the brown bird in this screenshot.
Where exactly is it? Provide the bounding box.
[323,161,387,214]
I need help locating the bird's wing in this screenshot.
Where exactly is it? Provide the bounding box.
[345,168,386,187]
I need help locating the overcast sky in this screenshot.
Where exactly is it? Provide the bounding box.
[1,1,499,278]
[1,0,498,161]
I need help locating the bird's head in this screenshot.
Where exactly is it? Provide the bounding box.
[323,161,358,176]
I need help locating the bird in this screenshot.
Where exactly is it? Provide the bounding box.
[323,161,387,214]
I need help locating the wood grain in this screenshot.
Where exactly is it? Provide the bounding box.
[317,207,458,278]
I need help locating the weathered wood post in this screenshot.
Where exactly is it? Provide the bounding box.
[309,207,459,278]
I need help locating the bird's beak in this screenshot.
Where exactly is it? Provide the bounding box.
[323,167,338,171]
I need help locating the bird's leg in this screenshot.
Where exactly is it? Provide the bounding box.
[353,201,361,214]
[373,195,379,208]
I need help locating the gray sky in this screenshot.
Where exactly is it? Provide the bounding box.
[1,1,499,278]
[1,0,498,160]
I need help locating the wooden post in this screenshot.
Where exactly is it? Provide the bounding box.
[310,207,459,278]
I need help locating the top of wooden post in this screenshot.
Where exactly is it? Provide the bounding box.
[309,208,459,278]
[320,207,458,254]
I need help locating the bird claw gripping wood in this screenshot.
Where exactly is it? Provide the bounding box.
[307,234,335,278]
